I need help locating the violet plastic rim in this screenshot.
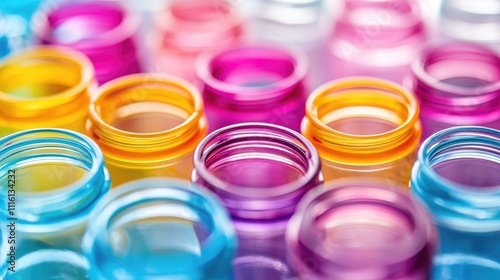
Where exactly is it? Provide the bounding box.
[192,122,321,199]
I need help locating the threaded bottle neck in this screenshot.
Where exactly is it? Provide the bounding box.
[192,123,322,222]
[0,46,95,120]
[407,43,500,116]
[86,74,207,161]
[0,129,110,232]
[303,77,421,165]
[412,126,500,231]
[287,181,435,279]
[82,178,236,279]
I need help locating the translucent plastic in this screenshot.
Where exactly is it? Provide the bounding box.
[192,123,323,279]
[411,126,500,280]
[0,128,110,279]
[405,43,500,141]
[82,178,236,279]
[0,46,96,137]
[440,0,500,47]
[197,45,308,132]
[0,0,42,57]
[327,0,426,83]
[247,0,328,88]
[302,77,421,185]
[151,0,243,81]
[33,1,141,84]
[287,180,436,280]
[86,74,208,187]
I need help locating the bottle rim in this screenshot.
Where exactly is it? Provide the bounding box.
[0,46,94,113]
[287,180,435,274]
[303,77,421,163]
[410,42,500,99]
[32,0,140,50]
[196,43,308,103]
[193,122,321,199]
[0,128,110,229]
[417,126,500,194]
[82,178,235,277]
[87,73,206,153]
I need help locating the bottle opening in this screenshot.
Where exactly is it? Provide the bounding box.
[203,129,309,189]
[209,47,296,88]
[193,123,321,220]
[90,75,202,136]
[0,130,99,193]
[423,127,500,189]
[83,179,235,277]
[0,129,108,226]
[421,45,499,91]
[43,2,126,45]
[287,182,434,278]
[305,78,420,152]
[0,51,86,98]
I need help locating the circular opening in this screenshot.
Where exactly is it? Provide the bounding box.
[195,123,319,197]
[92,78,198,134]
[85,179,234,277]
[423,127,500,189]
[415,44,500,95]
[204,134,309,188]
[0,130,99,193]
[312,81,415,137]
[297,184,429,267]
[171,1,230,22]
[0,55,85,98]
[209,47,295,88]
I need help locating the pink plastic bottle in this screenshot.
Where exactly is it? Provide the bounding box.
[327,0,426,84]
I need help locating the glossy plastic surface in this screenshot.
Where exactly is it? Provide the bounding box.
[33,1,141,84]
[411,126,500,280]
[82,178,236,280]
[287,180,436,280]
[86,74,207,186]
[197,45,308,132]
[192,123,323,279]
[405,43,500,141]
[0,128,110,279]
[0,46,96,137]
[302,77,421,185]
[151,0,243,81]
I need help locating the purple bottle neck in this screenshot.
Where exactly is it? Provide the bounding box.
[192,123,322,227]
[287,181,436,279]
[407,43,500,115]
